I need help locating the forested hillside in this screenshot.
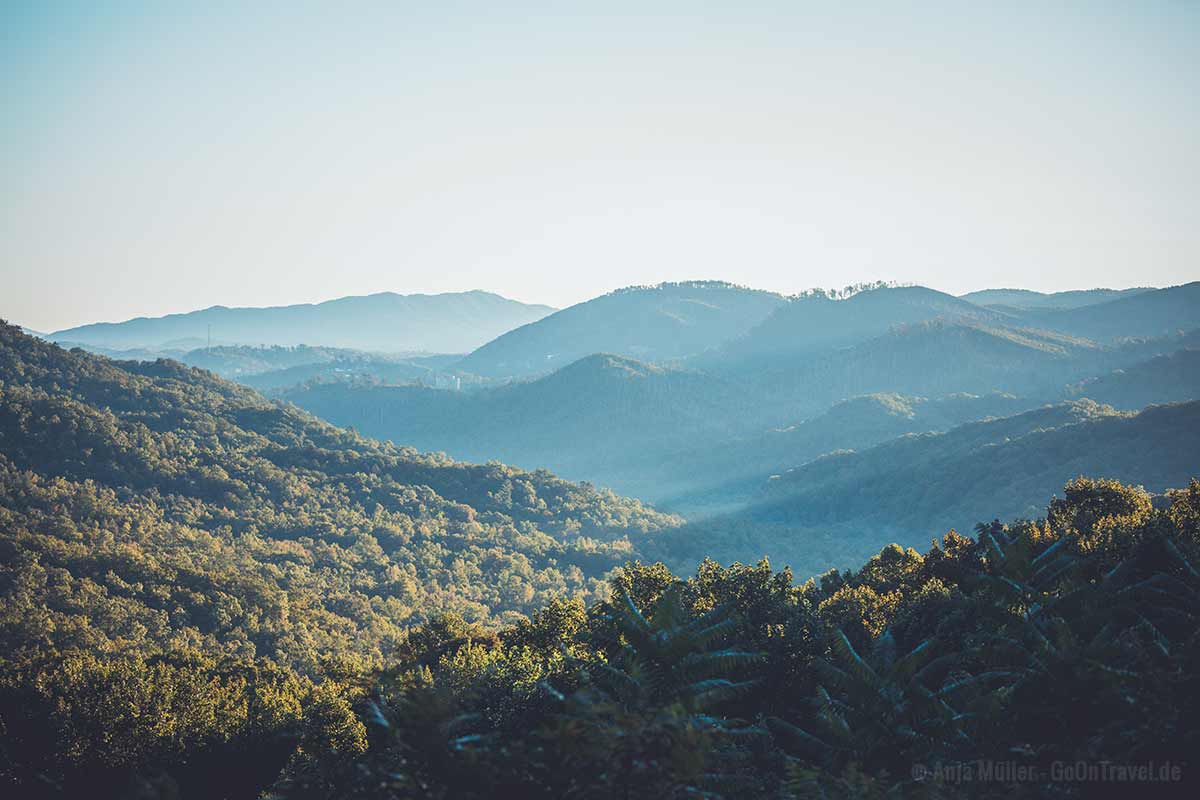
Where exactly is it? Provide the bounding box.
[0,321,688,795]
[1065,347,1200,410]
[0,322,680,654]
[6,285,1200,800]
[281,373,1039,508]
[3,320,1200,797]
[8,472,1197,797]
[274,477,1200,799]
[654,400,1200,578]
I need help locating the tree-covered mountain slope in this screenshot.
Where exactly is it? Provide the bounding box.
[1065,346,1200,410]
[625,390,1041,511]
[47,290,555,353]
[455,281,787,379]
[0,322,680,674]
[654,390,1035,513]
[661,340,1200,514]
[10,473,1200,797]
[236,478,1200,799]
[653,400,1200,578]
[4,318,1199,798]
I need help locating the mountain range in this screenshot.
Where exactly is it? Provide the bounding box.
[454,281,787,378]
[1012,281,1200,341]
[10,309,1198,603]
[19,279,1198,550]
[46,290,556,354]
[5,277,1199,796]
[280,353,782,497]
[959,286,1152,310]
[650,398,1200,578]
[712,285,1005,367]
[275,281,1198,513]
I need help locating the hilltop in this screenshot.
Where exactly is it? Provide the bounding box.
[713,285,1004,367]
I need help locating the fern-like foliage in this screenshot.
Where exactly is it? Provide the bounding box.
[593,583,764,716]
[534,582,770,798]
[769,626,967,787]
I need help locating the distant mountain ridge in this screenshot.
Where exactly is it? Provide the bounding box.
[717,318,1114,413]
[455,281,787,378]
[47,290,556,354]
[1016,281,1200,342]
[31,280,1200,537]
[281,310,1200,509]
[710,285,1007,368]
[960,287,1153,310]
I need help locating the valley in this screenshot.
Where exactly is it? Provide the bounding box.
[7,6,1198,794]
[4,278,1198,799]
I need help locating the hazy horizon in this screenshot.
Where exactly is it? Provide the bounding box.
[5,2,1198,332]
[22,278,1174,336]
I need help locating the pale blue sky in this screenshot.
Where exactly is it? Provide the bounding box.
[3,1,1198,331]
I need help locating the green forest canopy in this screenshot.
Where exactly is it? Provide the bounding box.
[2,322,1199,797]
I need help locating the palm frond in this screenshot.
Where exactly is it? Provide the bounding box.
[830,630,881,691]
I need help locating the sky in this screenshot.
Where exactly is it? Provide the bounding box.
[3,1,1198,332]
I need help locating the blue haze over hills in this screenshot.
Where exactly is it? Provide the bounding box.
[27,276,1200,574]
[38,276,1195,577]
